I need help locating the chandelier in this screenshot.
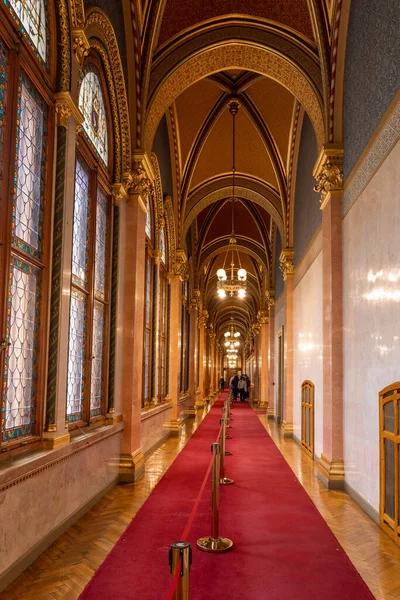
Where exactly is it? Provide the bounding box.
[216,100,246,299]
[224,318,241,351]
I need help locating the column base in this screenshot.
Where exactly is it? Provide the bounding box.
[281,420,293,438]
[267,407,275,419]
[184,407,196,418]
[195,398,206,409]
[162,419,182,436]
[258,402,268,410]
[42,432,70,449]
[117,448,145,483]
[252,396,259,406]
[318,454,345,489]
[106,412,123,425]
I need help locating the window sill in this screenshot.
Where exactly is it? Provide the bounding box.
[0,421,124,493]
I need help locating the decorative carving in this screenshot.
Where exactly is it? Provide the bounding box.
[265,289,275,310]
[313,145,344,207]
[57,0,71,92]
[70,0,85,28]
[190,289,201,309]
[279,248,295,280]
[257,310,269,325]
[72,29,90,66]
[198,309,208,327]
[171,249,188,281]
[164,196,177,273]
[125,162,153,197]
[55,92,83,128]
[111,183,127,207]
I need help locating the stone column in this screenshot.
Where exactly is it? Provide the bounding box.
[314,145,344,488]
[43,93,84,448]
[280,248,294,437]
[151,250,162,404]
[210,333,216,396]
[253,326,260,403]
[195,310,208,408]
[266,290,275,419]
[258,310,269,409]
[187,292,200,415]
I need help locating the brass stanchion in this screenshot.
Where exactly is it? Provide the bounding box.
[169,541,192,599]
[222,406,232,428]
[197,444,233,553]
[220,418,234,485]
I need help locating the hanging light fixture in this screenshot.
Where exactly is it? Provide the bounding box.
[216,100,247,299]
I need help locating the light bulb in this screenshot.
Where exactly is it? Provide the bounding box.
[234,332,240,337]
[224,341,230,347]
[217,288,226,299]
[234,341,240,347]
[217,268,227,281]
[238,268,247,281]
[224,332,231,337]
[238,288,246,299]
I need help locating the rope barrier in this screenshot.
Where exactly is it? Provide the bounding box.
[166,418,224,598]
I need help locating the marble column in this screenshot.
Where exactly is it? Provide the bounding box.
[195,310,208,408]
[280,248,294,437]
[151,250,162,404]
[187,298,199,415]
[210,333,216,396]
[267,291,275,418]
[43,93,84,449]
[117,157,153,482]
[258,310,269,409]
[314,145,344,488]
[253,329,260,403]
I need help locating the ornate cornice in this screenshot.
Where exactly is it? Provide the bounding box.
[313,144,343,208]
[72,29,90,66]
[279,248,295,280]
[55,92,84,128]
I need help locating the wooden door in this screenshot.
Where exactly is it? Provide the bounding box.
[380,383,400,547]
[301,381,314,457]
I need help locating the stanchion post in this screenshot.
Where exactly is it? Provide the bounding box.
[222,406,232,428]
[197,443,233,553]
[169,541,191,599]
[220,418,234,485]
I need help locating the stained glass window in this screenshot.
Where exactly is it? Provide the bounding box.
[160,227,166,265]
[145,195,152,239]
[67,290,86,420]
[78,66,109,165]
[72,160,90,286]
[13,75,46,257]
[7,0,47,61]
[90,302,105,416]
[94,188,108,297]
[0,39,8,168]
[143,253,152,406]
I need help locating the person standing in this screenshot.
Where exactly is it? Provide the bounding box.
[238,375,247,402]
[245,373,251,400]
[230,374,239,402]
[219,376,225,392]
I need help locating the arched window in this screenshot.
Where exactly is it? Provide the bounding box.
[145,195,152,240]
[78,65,109,166]
[143,198,154,408]
[67,58,112,426]
[160,227,166,265]
[6,0,47,61]
[0,2,52,445]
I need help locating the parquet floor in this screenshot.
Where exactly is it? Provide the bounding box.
[2,404,400,599]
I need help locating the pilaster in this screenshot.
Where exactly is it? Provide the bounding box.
[258,309,269,410]
[313,145,344,488]
[187,291,200,415]
[196,310,208,408]
[266,290,275,418]
[280,248,294,437]
[164,266,183,434]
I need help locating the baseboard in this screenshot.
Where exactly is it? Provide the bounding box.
[143,430,171,457]
[0,478,118,593]
[343,481,379,525]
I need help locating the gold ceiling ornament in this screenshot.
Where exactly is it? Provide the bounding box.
[72,29,90,66]
[265,289,275,310]
[313,144,344,208]
[279,248,295,280]
[55,92,84,128]
[216,100,247,300]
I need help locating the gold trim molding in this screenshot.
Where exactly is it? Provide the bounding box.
[72,29,90,65]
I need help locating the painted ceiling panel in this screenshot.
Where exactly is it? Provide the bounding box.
[158,0,314,47]
[190,106,278,190]
[203,200,263,246]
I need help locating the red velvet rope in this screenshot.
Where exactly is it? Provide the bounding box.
[165,420,223,598]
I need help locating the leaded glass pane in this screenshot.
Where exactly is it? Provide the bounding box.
[94,188,108,297]
[3,258,39,439]
[67,290,86,420]
[78,66,108,165]
[145,255,151,325]
[144,329,150,402]
[385,438,395,520]
[160,228,166,265]
[14,75,46,256]
[145,195,151,239]
[0,39,8,168]
[72,160,90,286]
[384,401,395,433]
[90,301,105,416]
[7,0,47,61]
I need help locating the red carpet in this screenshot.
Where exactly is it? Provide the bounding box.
[79,395,374,600]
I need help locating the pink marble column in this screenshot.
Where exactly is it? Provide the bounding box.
[187,302,198,415]
[195,310,208,407]
[165,275,182,433]
[258,310,269,409]
[253,331,260,403]
[118,188,146,481]
[314,146,344,488]
[267,295,275,418]
[280,249,294,437]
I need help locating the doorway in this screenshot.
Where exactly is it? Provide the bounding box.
[301,381,314,457]
[380,382,400,547]
[276,327,284,424]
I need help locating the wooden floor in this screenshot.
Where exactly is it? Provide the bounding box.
[2,404,400,599]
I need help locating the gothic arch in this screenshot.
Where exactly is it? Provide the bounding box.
[144,42,325,153]
[164,196,177,272]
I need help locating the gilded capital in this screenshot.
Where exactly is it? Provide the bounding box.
[125,162,153,197]
[279,248,295,281]
[111,183,127,207]
[198,309,209,327]
[54,92,83,128]
[190,289,201,309]
[72,29,90,66]
[257,309,269,326]
[265,289,275,310]
[313,144,343,207]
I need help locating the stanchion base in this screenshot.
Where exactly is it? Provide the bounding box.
[196,536,233,553]
[220,477,234,485]
[225,451,232,456]
[226,424,232,428]
[225,435,232,439]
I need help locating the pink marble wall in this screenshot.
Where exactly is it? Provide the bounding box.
[141,404,172,454]
[273,300,285,415]
[293,252,323,456]
[343,139,400,511]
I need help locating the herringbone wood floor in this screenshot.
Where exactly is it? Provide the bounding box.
[2,405,400,599]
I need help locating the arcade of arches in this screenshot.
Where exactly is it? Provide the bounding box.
[0,0,399,597]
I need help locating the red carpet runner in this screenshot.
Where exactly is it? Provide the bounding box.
[80,395,374,599]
